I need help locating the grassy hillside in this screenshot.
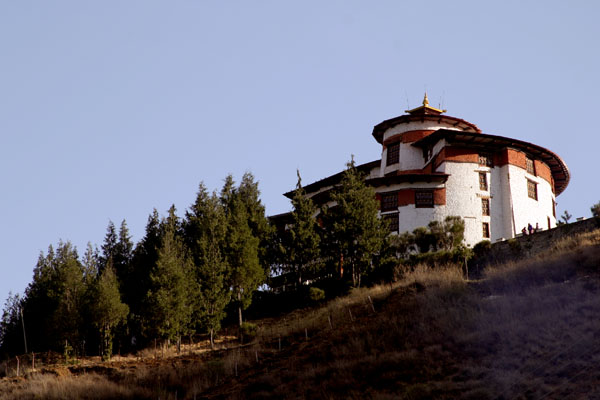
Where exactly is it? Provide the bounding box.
[2,229,600,399]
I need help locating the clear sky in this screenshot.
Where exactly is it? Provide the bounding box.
[1,1,599,305]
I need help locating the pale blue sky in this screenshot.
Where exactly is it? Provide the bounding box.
[1,1,599,304]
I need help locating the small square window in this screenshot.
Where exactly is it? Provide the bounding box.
[527,179,538,200]
[478,153,493,167]
[384,213,399,233]
[380,192,398,211]
[479,172,488,191]
[482,222,490,238]
[387,142,400,166]
[526,157,536,175]
[482,198,490,216]
[415,190,434,208]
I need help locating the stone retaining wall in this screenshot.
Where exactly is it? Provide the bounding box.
[470,217,600,272]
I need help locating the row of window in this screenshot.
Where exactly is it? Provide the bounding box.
[380,190,434,211]
[479,153,537,177]
[389,146,538,180]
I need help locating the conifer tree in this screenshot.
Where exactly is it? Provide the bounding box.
[21,247,58,351]
[82,242,100,284]
[147,206,196,343]
[99,221,118,273]
[129,209,162,344]
[53,241,86,352]
[323,158,386,287]
[185,184,230,348]
[22,242,86,352]
[114,220,134,287]
[89,263,129,360]
[285,170,321,286]
[0,293,24,355]
[238,172,273,276]
[221,175,264,326]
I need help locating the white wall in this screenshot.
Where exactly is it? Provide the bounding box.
[508,165,556,233]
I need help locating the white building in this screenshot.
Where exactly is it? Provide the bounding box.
[278,95,569,247]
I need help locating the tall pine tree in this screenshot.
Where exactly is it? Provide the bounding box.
[99,221,118,274]
[323,158,387,287]
[285,170,321,287]
[185,183,230,348]
[146,206,197,343]
[89,263,129,360]
[221,175,264,326]
[238,172,273,276]
[129,209,162,344]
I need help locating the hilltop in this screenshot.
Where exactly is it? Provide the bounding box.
[1,229,600,399]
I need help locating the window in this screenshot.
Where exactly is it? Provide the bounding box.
[526,157,536,175]
[527,179,538,200]
[386,142,400,165]
[552,200,556,218]
[482,222,490,238]
[415,190,434,208]
[479,172,488,191]
[384,212,399,233]
[478,153,493,167]
[482,198,490,216]
[380,192,398,211]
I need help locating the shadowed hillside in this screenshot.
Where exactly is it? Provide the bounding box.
[2,229,600,399]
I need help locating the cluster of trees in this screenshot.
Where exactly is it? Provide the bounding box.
[274,160,388,290]
[1,160,470,359]
[0,173,269,358]
[275,160,470,289]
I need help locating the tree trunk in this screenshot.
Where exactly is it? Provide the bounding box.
[210,329,214,350]
[237,291,243,327]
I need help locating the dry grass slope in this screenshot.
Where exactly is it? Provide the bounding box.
[1,229,600,399]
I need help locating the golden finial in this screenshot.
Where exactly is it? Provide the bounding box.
[405,92,446,115]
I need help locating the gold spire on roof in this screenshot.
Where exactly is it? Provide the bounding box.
[405,92,447,115]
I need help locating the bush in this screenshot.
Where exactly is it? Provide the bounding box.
[308,287,325,303]
[240,322,258,343]
[473,240,492,258]
[507,238,521,253]
[591,201,600,218]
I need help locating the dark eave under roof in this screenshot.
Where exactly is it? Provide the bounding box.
[284,160,381,199]
[289,173,449,205]
[412,129,570,196]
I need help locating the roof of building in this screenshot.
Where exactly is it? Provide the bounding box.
[284,160,380,199]
[284,159,449,201]
[412,129,570,195]
[404,93,447,115]
[372,113,481,144]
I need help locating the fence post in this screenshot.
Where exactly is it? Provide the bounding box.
[368,295,375,313]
